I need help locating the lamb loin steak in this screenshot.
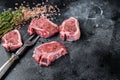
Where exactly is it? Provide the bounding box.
[2,29,22,51]
[33,41,68,66]
[28,16,59,38]
[59,17,80,41]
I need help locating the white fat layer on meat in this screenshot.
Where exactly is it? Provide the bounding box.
[60,17,80,41]
[33,41,63,57]
[2,29,22,50]
[33,41,67,61]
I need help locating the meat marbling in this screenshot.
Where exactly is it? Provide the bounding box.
[2,29,22,51]
[59,17,80,41]
[28,16,59,38]
[33,41,68,66]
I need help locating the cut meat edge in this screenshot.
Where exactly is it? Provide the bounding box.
[2,29,23,51]
[33,41,68,66]
[28,16,59,38]
[59,17,80,41]
[39,48,67,66]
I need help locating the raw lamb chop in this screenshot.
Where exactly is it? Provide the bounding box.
[2,29,22,51]
[28,16,59,38]
[59,17,80,41]
[33,41,68,66]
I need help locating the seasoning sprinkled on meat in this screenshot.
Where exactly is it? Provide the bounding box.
[2,29,22,51]
[33,41,68,66]
[59,17,81,41]
[28,16,59,38]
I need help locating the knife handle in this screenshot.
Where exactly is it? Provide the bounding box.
[0,54,18,79]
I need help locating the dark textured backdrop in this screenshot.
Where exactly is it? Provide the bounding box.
[0,0,120,80]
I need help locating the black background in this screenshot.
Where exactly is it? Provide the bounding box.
[0,0,120,80]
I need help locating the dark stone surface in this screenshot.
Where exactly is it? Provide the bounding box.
[0,0,120,80]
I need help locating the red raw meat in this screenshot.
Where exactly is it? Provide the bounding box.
[2,29,23,51]
[59,17,80,41]
[28,16,59,38]
[33,41,68,66]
